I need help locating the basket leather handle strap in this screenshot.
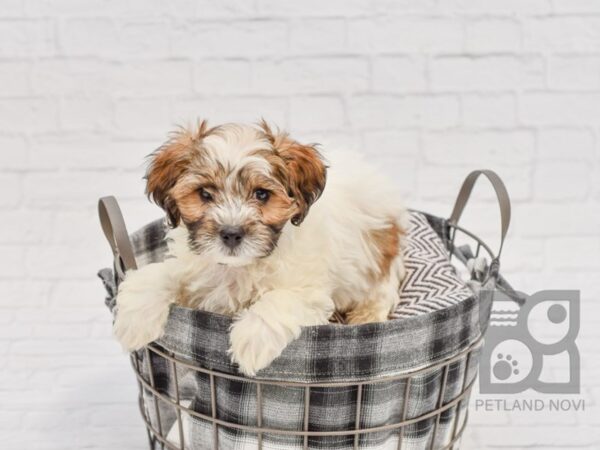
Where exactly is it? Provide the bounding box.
[449,170,511,260]
[98,196,137,273]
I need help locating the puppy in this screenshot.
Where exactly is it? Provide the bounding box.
[114,121,408,376]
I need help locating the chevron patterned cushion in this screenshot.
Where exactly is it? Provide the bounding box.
[390,212,473,319]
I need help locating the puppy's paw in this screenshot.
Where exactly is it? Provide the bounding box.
[228,310,291,377]
[345,299,390,325]
[113,280,172,352]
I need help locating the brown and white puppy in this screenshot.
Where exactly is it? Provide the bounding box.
[114,121,408,376]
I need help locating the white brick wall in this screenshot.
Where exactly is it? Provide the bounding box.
[1,1,599,449]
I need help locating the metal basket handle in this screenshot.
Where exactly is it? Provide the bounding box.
[449,170,511,261]
[98,196,137,281]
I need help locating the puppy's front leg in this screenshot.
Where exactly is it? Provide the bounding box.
[113,259,182,351]
[229,289,334,376]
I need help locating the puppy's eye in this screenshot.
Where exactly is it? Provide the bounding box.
[254,188,270,202]
[199,188,213,202]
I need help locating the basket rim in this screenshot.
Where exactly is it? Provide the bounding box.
[149,333,484,387]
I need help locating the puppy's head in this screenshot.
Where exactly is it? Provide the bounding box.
[146,121,327,266]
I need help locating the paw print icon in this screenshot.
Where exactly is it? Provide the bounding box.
[479,290,580,394]
[494,353,520,380]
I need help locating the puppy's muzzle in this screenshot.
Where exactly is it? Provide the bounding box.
[219,226,245,249]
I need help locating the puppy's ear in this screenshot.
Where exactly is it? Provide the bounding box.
[145,140,188,227]
[146,121,212,227]
[261,121,327,226]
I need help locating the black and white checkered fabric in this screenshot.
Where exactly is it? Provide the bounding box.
[100,211,497,450]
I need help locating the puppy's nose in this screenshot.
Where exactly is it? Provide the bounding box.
[219,226,245,249]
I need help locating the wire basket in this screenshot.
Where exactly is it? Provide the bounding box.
[133,335,481,450]
[99,170,518,450]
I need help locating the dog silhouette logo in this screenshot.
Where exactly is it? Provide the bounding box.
[479,290,580,394]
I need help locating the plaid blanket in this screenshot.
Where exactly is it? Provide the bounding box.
[100,212,497,450]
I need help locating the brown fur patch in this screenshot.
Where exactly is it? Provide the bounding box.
[259,189,295,226]
[145,120,218,226]
[169,168,227,225]
[173,190,208,224]
[368,221,403,280]
[259,121,327,225]
[242,148,298,228]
